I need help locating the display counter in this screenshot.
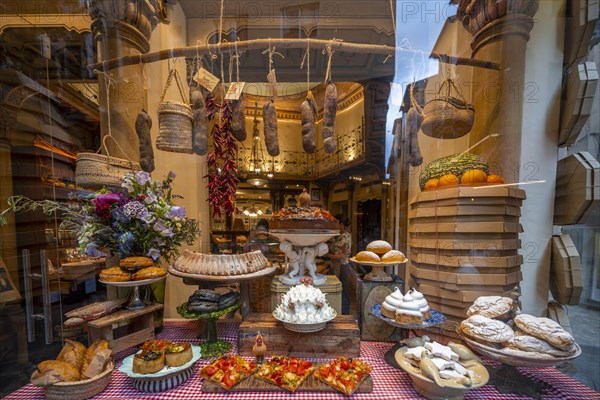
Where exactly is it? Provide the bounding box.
[6,319,598,400]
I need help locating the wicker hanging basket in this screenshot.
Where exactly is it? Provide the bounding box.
[156,68,193,154]
[421,78,475,139]
[76,136,140,189]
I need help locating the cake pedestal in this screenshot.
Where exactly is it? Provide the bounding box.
[269,230,339,286]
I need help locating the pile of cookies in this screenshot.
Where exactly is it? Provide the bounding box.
[460,296,578,359]
[354,240,406,263]
[99,256,166,282]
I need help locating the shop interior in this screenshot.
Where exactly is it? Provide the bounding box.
[0,0,598,398]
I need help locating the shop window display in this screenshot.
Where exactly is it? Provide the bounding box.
[0,0,598,398]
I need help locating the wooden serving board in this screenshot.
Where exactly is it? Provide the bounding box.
[201,363,373,393]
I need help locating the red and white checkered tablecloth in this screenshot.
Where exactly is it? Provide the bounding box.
[6,320,600,400]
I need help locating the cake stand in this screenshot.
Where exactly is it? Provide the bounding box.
[350,258,408,282]
[269,229,339,286]
[100,275,167,310]
[176,301,241,358]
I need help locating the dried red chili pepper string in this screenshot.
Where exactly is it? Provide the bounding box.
[204,96,239,217]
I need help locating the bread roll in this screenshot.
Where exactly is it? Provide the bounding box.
[36,360,80,382]
[381,250,406,262]
[57,339,86,371]
[366,240,393,255]
[354,251,380,262]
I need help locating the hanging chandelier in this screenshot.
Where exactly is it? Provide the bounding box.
[247,103,269,186]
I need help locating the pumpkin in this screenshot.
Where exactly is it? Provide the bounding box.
[419,152,489,190]
[461,169,488,184]
[424,179,439,191]
[487,174,505,184]
[439,173,459,187]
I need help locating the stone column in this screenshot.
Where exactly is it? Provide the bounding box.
[87,0,168,161]
[457,0,540,181]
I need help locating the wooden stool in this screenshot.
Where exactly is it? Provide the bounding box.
[87,303,163,353]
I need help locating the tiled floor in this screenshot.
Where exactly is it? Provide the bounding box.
[556,304,600,391]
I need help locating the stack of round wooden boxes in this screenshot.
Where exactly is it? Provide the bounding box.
[408,185,526,335]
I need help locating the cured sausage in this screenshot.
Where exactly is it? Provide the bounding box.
[190,86,208,155]
[406,106,423,167]
[300,97,317,153]
[262,100,280,156]
[231,97,247,141]
[322,83,337,153]
[135,109,154,172]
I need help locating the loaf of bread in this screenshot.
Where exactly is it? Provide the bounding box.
[514,314,575,351]
[381,250,406,263]
[366,240,393,255]
[354,251,381,262]
[460,315,514,343]
[36,360,81,382]
[467,296,513,319]
[57,339,86,372]
[505,333,576,357]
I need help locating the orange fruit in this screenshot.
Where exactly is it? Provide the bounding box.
[487,174,505,184]
[424,179,439,191]
[439,173,459,187]
[461,169,488,184]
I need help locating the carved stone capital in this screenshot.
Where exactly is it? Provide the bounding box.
[86,0,168,53]
[456,0,539,40]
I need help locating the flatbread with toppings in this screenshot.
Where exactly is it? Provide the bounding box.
[313,357,372,396]
[254,356,314,392]
[200,355,258,390]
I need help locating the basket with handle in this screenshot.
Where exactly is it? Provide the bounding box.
[421,78,475,139]
[156,68,193,153]
[76,135,140,189]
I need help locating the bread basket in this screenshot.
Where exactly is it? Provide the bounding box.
[421,78,475,139]
[41,361,113,400]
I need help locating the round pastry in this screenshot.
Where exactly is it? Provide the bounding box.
[119,256,154,270]
[132,266,167,281]
[99,267,132,282]
[395,291,424,324]
[366,240,393,255]
[354,250,381,262]
[409,288,431,320]
[381,250,406,263]
[133,350,165,374]
[381,287,404,319]
[165,343,193,367]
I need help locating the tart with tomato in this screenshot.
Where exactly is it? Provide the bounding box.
[200,355,258,390]
[254,356,314,392]
[313,357,372,396]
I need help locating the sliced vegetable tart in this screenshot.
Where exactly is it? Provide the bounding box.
[313,356,372,396]
[200,355,258,390]
[254,356,314,392]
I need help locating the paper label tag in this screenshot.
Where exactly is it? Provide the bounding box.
[225,82,246,100]
[267,68,278,97]
[193,67,220,92]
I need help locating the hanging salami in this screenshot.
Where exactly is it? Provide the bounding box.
[262,100,280,156]
[322,83,337,153]
[301,96,317,154]
[190,85,208,155]
[231,97,247,141]
[135,109,155,172]
[407,106,423,167]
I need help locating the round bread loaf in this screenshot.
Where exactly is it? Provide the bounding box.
[381,250,406,262]
[354,250,381,262]
[366,240,393,255]
[99,267,132,282]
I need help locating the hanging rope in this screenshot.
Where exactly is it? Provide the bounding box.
[300,38,311,92]
[323,42,334,83]
[262,39,285,98]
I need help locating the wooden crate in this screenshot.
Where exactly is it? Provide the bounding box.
[87,303,162,354]
[356,276,405,342]
[270,276,342,315]
[238,313,360,358]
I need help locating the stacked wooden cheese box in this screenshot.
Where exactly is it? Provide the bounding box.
[550,233,583,305]
[408,186,526,335]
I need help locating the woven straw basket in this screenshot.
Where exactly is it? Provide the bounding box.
[42,361,113,400]
[421,78,475,139]
[76,152,140,188]
[157,68,193,154]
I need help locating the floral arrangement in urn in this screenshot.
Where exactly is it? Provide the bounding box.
[0,171,199,264]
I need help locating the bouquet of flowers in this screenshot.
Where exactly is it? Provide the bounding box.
[0,171,199,264]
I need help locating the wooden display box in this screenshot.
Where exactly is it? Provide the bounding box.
[238,314,360,358]
[551,234,583,305]
[409,253,523,269]
[410,265,522,286]
[270,275,342,315]
[409,237,521,251]
[356,276,404,342]
[87,303,163,354]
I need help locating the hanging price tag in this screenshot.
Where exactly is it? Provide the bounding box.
[225,82,246,100]
[267,68,278,98]
[193,67,220,92]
